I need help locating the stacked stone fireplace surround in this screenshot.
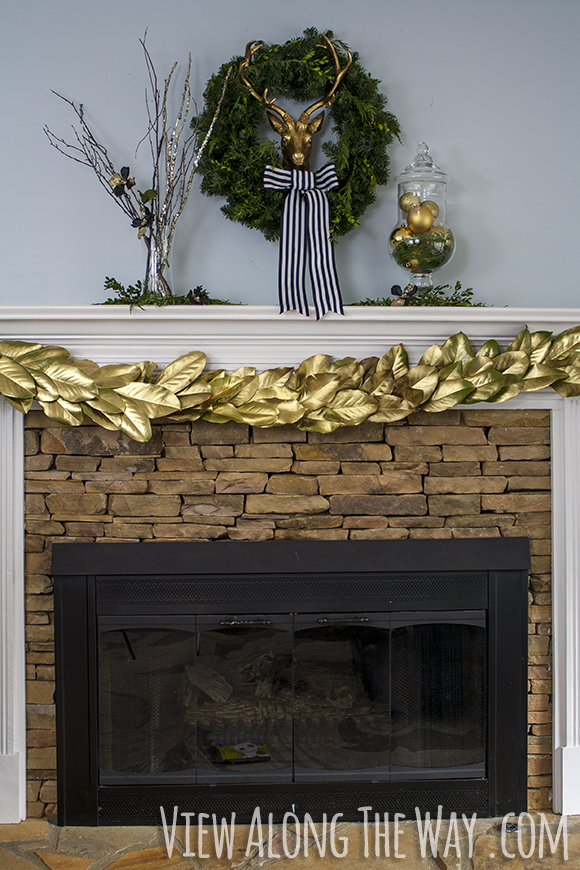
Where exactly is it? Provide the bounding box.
[23,406,552,820]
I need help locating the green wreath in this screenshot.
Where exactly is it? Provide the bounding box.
[194,28,400,242]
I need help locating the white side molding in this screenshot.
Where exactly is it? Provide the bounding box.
[0,398,25,823]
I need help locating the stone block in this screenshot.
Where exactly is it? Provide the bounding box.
[190,420,249,444]
[530,679,552,694]
[379,461,429,474]
[25,595,53,612]
[424,476,507,494]
[41,427,163,455]
[527,711,552,723]
[26,681,55,705]
[204,458,293,473]
[528,694,549,711]
[274,528,349,540]
[99,457,156,472]
[246,494,329,514]
[308,420,383,442]
[266,475,318,495]
[25,521,64,536]
[64,522,105,536]
[531,555,552,574]
[105,524,154,538]
[529,605,551,623]
[319,475,422,495]
[183,516,235,526]
[26,705,55,729]
[451,527,501,538]
[25,574,52,594]
[182,495,244,517]
[428,494,481,516]
[528,754,552,775]
[85,480,149,493]
[291,461,341,475]
[386,426,487,445]
[148,480,215,495]
[152,459,207,472]
[25,455,53,471]
[389,516,445,527]
[45,493,107,515]
[235,443,293,458]
[26,732,54,750]
[409,528,453,539]
[27,746,56,768]
[503,523,551,538]
[25,535,45,553]
[24,430,39,455]
[162,430,191,446]
[164,445,202,459]
[109,494,181,516]
[55,456,100,471]
[394,445,442,462]
[200,444,233,458]
[442,445,498,461]
[482,460,550,476]
[153,524,226,539]
[25,480,84,493]
[252,424,307,442]
[39,781,57,803]
[488,426,550,444]
[216,473,268,493]
[25,552,52,574]
[462,408,550,427]
[275,516,343,529]
[499,445,551,460]
[481,492,551,513]
[508,477,551,491]
[446,513,515,527]
[411,409,461,425]
[530,539,551,555]
[294,444,368,461]
[428,461,481,476]
[528,636,550,656]
[349,528,409,540]
[228,527,274,541]
[343,516,390,529]
[340,462,381,474]
[330,494,427,516]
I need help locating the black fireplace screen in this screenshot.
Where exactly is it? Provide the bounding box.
[53,538,530,824]
[98,613,486,786]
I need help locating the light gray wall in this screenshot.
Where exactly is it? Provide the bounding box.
[1,0,578,308]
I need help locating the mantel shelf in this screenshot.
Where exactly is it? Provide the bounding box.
[1,305,580,370]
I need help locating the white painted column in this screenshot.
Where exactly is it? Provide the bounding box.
[0,398,26,823]
[552,396,580,815]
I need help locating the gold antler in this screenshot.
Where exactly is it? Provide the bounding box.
[299,35,353,123]
[239,41,294,126]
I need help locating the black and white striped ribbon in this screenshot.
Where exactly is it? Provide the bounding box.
[264,164,344,320]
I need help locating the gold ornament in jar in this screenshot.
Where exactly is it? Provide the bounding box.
[406,204,434,234]
[390,225,412,247]
[398,192,420,213]
[422,200,439,219]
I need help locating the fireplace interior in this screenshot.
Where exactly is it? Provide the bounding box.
[52,538,530,825]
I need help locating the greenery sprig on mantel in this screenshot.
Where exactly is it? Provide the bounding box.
[194,28,400,241]
[1,326,580,441]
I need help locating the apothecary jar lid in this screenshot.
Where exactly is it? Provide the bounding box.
[396,142,449,184]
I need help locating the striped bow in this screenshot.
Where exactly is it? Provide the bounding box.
[264,164,344,320]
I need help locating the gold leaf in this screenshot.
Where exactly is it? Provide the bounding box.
[437,361,464,381]
[155,350,207,391]
[476,339,501,359]
[377,345,408,380]
[38,398,84,426]
[295,355,332,387]
[43,363,98,402]
[546,326,580,365]
[32,371,58,401]
[253,384,298,402]
[0,341,43,359]
[134,361,157,382]
[419,344,445,367]
[297,408,342,433]
[522,362,567,392]
[208,374,255,402]
[393,365,438,398]
[0,357,36,398]
[328,360,364,390]
[361,370,395,397]
[117,397,153,442]
[440,332,474,366]
[5,396,33,414]
[80,404,123,430]
[273,399,305,425]
[299,373,341,410]
[165,408,206,423]
[17,345,71,368]
[367,395,416,423]
[506,327,532,356]
[230,376,260,406]
[530,331,553,365]
[326,389,377,425]
[92,364,142,389]
[256,367,294,390]
[492,351,530,376]
[202,403,245,424]
[421,379,475,413]
[116,381,181,417]
[485,374,525,403]
[84,391,127,414]
[462,369,506,403]
[73,358,100,377]
[234,401,279,427]
[463,357,494,378]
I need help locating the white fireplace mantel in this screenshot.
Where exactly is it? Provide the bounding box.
[1,305,580,821]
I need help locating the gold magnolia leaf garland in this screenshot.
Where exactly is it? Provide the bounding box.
[1,326,580,441]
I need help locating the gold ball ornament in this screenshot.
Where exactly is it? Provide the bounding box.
[407,205,435,234]
[390,225,412,247]
[422,200,439,219]
[399,192,420,213]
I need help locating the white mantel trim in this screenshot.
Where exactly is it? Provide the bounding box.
[2,307,580,819]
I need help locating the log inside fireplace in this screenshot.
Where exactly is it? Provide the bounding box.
[52,538,530,825]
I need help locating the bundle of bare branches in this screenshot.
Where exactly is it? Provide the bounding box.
[45,35,231,298]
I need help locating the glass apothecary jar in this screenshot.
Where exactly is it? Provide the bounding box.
[389,143,455,289]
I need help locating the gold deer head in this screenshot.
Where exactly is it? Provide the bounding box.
[239,35,352,172]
